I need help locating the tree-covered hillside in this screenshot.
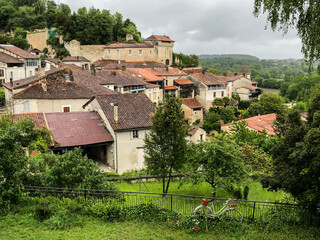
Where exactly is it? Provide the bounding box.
[0,0,142,47]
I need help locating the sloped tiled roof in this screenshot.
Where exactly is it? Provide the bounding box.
[0,52,23,64]
[10,112,47,129]
[2,68,65,90]
[0,45,39,59]
[10,112,113,147]
[96,71,147,87]
[182,98,203,109]
[191,72,227,85]
[105,43,153,49]
[12,82,93,99]
[145,35,175,42]
[165,86,177,90]
[223,113,276,135]
[62,56,90,62]
[243,85,259,90]
[152,68,187,77]
[94,59,165,69]
[95,94,154,131]
[45,112,113,147]
[130,68,164,82]
[174,79,193,85]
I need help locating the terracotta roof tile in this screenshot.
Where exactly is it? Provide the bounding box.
[12,82,93,99]
[0,52,23,64]
[93,59,165,69]
[105,43,153,49]
[0,45,39,59]
[174,79,193,85]
[182,98,203,109]
[10,112,47,129]
[62,56,90,62]
[191,72,227,85]
[95,94,154,131]
[130,68,164,82]
[96,71,148,87]
[243,85,259,90]
[145,35,175,42]
[152,68,187,77]
[165,86,177,90]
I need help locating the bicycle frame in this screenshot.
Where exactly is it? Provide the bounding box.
[208,199,231,218]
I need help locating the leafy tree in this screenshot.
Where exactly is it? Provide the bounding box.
[37,148,117,190]
[0,116,51,207]
[202,111,221,133]
[248,93,286,116]
[144,95,189,194]
[254,0,320,65]
[187,135,247,197]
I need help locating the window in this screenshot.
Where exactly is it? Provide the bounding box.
[150,50,152,54]
[117,50,119,55]
[133,130,139,138]
[29,70,33,77]
[139,50,142,55]
[0,69,4,77]
[213,92,216,98]
[129,50,132,55]
[26,59,38,67]
[200,134,203,141]
[108,49,111,54]
[10,71,14,80]
[23,101,30,112]
[62,105,71,112]
[221,91,224,97]
[166,80,168,86]
[65,73,70,82]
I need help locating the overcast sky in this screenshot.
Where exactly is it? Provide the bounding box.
[58,0,303,59]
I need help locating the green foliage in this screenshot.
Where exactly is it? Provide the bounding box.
[186,135,247,197]
[248,93,286,116]
[0,87,5,106]
[173,53,199,68]
[243,186,249,200]
[144,95,189,194]
[292,101,307,112]
[30,148,117,190]
[253,0,320,65]
[202,111,221,133]
[0,116,51,207]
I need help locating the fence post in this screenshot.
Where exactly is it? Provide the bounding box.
[170,195,173,212]
[253,201,256,219]
[84,189,87,201]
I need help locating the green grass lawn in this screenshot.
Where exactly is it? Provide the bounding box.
[116,179,289,202]
[1,211,319,240]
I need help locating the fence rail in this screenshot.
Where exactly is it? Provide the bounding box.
[22,186,318,225]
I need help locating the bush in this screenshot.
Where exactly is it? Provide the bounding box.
[243,186,249,200]
[34,198,52,221]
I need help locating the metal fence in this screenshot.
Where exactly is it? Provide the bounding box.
[23,186,318,225]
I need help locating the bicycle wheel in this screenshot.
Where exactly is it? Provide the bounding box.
[221,209,243,222]
[194,205,213,219]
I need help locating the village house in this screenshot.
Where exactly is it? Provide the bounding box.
[221,113,277,135]
[83,93,154,173]
[181,98,204,124]
[0,44,40,83]
[93,59,165,70]
[104,35,174,66]
[3,67,116,114]
[62,56,91,71]
[188,71,233,110]
[188,125,207,143]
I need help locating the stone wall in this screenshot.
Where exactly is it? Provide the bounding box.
[64,40,106,62]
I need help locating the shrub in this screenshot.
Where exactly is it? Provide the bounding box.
[34,198,52,221]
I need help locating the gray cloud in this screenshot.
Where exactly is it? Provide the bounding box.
[59,0,303,59]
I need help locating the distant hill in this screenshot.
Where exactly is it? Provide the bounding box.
[198,54,259,60]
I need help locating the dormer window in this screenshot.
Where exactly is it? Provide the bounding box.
[129,50,132,55]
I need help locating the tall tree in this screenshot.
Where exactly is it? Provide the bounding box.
[144,95,189,194]
[254,0,320,65]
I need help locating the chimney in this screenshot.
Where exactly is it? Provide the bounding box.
[111,71,117,75]
[41,80,47,92]
[10,77,13,87]
[151,67,155,70]
[58,61,61,68]
[224,73,227,77]
[113,103,119,123]
[202,68,207,74]
[165,66,169,71]
[91,64,96,75]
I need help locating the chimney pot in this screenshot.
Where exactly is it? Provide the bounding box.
[114,103,119,123]
[41,81,47,92]
[58,61,61,68]
[111,71,117,75]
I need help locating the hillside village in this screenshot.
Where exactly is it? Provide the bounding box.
[0,33,267,174]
